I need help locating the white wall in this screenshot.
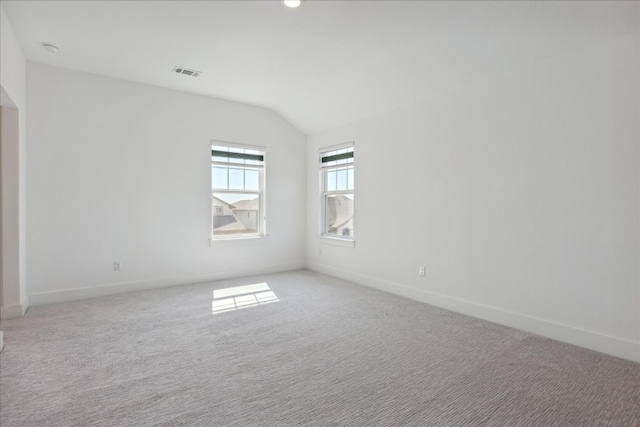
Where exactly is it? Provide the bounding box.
[27,63,306,303]
[0,5,28,319]
[307,32,640,362]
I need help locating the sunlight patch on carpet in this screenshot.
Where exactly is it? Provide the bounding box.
[212,283,279,314]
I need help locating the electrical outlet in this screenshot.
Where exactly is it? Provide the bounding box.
[318,248,323,256]
[114,261,122,271]
[419,266,425,276]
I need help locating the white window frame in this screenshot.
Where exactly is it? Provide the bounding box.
[211,140,266,240]
[319,142,355,244]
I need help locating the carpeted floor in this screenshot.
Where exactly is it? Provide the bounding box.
[0,269,638,426]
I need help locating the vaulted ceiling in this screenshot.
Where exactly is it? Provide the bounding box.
[2,1,637,135]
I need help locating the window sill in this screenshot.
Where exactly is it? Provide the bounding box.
[209,235,268,246]
[317,235,355,248]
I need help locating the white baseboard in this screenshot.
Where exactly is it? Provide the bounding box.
[307,262,640,364]
[0,296,29,319]
[29,261,306,306]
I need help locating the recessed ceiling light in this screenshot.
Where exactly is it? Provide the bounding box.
[42,44,59,54]
[283,0,301,8]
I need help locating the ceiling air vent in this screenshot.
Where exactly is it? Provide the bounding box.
[173,66,202,77]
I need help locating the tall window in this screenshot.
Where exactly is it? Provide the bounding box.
[320,143,354,239]
[211,142,265,238]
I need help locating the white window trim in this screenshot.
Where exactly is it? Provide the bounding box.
[211,140,266,240]
[318,141,355,245]
[320,141,355,152]
[209,234,269,246]
[316,235,355,248]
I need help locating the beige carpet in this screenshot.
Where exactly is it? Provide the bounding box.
[1,270,638,426]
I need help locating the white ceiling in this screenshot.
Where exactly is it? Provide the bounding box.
[2,0,638,135]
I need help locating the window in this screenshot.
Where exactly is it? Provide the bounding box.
[319,143,354,239]
[211,142,265,238]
